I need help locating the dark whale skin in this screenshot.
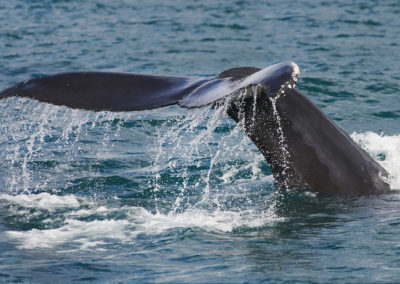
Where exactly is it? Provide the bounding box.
[227,87,390,196]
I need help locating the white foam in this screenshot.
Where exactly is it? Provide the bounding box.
[7,219,130,249]
[0,192,80,211]
[351,131,400,189]
[4,199,282,250]
[136,207,281,235]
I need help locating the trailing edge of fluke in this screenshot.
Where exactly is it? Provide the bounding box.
[0,62,298,111]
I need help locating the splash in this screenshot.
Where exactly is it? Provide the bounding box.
[351,131,400,189]
[0,96,280,252]
[2,95,397,255]
[150,99,273,213]
[1,192,282,250]
[0,98,142,194]
[0,192,80,211]
[269,95,292,189]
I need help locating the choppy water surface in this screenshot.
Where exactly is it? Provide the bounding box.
[0,0,399,282]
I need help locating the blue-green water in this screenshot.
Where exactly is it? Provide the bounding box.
[1,0,400,282]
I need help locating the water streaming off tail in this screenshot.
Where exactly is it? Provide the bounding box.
[0,97,280,250]
[144,96,277,214]
[2,93,398,251]
[269,95,292,189]
[1,98,136,194]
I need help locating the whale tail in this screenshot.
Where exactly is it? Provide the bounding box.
[0,62,391,196]
[0,62,298,111]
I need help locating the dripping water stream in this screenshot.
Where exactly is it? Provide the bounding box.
[0,96,282,253]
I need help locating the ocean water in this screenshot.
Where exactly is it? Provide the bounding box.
[0,0,400,282]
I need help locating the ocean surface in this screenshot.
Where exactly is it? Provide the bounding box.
[0,0,399,282]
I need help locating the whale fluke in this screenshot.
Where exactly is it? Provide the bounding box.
[0,62,390,196]
[0,62,298,110]
[0,72,205,111]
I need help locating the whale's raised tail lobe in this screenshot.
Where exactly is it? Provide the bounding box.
[0,62,298,111]
[0,72,205,111]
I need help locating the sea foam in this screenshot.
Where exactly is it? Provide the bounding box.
[3,192,281,250]
[351,131,400,190]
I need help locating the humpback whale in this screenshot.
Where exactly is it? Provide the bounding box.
[0,62,390,196]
